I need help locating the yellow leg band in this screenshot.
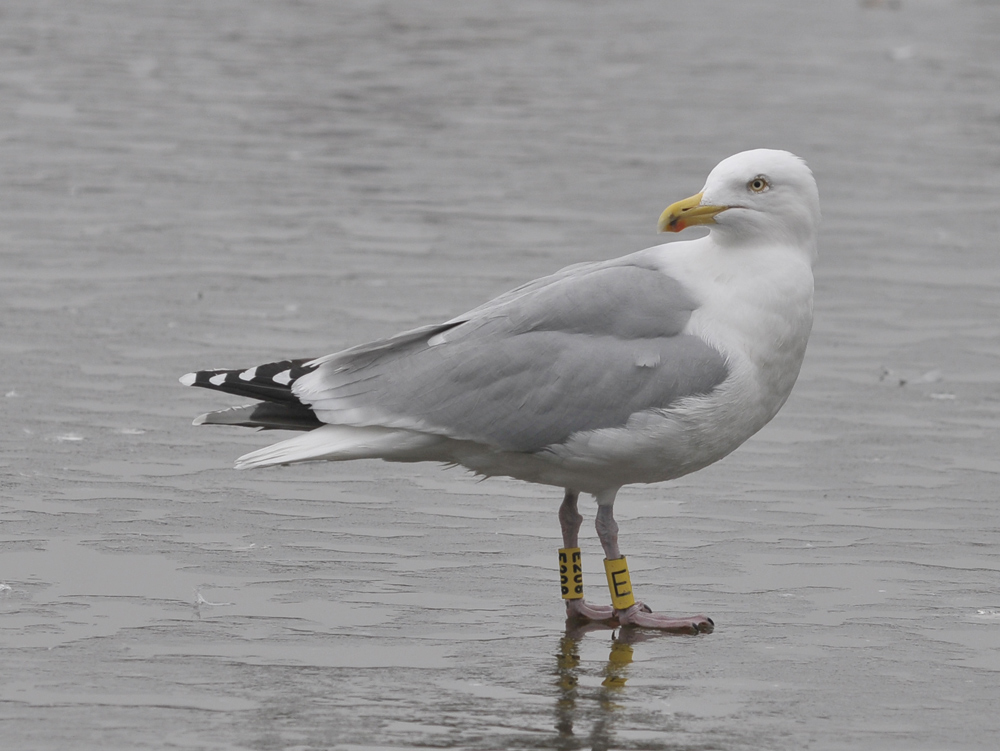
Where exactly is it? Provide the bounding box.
[559,547,584,600]
[603,556,636,610]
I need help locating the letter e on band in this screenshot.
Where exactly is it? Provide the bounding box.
[603,556,636,610]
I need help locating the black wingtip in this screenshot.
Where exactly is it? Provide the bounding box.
[180,358,318,404]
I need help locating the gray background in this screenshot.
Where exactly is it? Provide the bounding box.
[2,1,999,749]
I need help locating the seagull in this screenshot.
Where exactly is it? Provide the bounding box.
[181,149,819,634]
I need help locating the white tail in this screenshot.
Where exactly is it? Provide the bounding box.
[235,424,444,469]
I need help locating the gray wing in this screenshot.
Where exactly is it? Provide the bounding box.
[295,254,729,452]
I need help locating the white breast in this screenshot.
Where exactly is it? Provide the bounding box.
[658,236,814,432]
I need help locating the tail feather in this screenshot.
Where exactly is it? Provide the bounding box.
[235,424,444,469]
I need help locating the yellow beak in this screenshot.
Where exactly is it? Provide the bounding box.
[657,191,729,233]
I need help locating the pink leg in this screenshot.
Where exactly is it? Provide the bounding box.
[560,490,615,622]
[595,491,714,635]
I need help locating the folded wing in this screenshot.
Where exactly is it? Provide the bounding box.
[293,255,730,452]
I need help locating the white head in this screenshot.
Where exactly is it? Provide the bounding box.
[659,149,820,256]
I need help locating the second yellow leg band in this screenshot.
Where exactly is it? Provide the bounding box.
[603,556,636,610]
[559,547,584,600]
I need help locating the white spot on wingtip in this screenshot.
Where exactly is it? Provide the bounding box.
[209,373,227,386]
[179,372,197,386]
[272,369,292,385]
[238,367,258,381]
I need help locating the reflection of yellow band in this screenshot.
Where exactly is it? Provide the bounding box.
[603,556,635,610]
[558,547,584,600]
[602,641,634,689]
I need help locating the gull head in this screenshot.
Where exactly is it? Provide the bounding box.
[658,149,820,252]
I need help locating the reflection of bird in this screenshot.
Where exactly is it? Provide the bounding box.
[182,149,819,633]
[557,624,656,746]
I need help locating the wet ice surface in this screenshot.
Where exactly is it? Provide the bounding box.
[2,0,1000,748]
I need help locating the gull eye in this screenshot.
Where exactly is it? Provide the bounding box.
[748,176,770,193]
